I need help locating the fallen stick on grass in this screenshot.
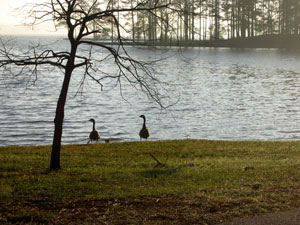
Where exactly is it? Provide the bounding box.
[149,153,167,168]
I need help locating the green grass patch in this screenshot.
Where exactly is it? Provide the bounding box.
[1,139,300,224]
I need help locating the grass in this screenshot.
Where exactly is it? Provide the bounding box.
[1,139,300,224]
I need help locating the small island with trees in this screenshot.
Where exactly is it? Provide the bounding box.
[83,0,300,49]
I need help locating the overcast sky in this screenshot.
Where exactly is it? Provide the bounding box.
[0,0,65,36]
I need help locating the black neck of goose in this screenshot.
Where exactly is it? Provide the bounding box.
[143,117,146,127]
[93,121,96,131]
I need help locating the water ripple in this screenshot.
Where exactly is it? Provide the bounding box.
[2,38,300,145]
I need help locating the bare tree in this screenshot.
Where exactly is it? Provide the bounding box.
[0,0,171,170]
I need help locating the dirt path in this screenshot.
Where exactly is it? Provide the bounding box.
[219,208,300,225]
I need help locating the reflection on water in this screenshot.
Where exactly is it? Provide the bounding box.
[1,36,300,146]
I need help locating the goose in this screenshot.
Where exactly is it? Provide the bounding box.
[139,115,150,140]
[88,118,100,144]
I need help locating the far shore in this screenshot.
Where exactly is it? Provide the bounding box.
[79,34,300,49]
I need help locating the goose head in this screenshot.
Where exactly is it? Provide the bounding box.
[89,118,95,123]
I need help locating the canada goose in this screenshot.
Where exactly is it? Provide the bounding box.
[88,118,100,144]
[139,115,150,140]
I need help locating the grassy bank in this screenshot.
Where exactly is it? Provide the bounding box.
[1,139,300,224]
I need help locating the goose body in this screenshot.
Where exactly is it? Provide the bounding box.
[139,115,150,140]
[88,118,100,144]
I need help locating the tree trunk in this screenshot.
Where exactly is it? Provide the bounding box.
[191,0,195,41]
[214,0,219,40]
[199,4,202,40]
[50,64,73,170]
[184,0,189,41]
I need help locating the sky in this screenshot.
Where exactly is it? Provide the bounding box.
[0,0,65,36]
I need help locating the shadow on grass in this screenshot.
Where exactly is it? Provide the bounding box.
[139,168,178,178]
[139,163,196,178]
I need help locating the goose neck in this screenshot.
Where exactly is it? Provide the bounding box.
[143,117,146,127]
[92,121,96,131]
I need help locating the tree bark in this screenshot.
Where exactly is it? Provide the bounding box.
[184,0,189,41]
[214,0,219,40]
[50,63,74,170]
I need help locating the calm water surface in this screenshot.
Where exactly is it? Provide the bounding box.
[1,36,300,146]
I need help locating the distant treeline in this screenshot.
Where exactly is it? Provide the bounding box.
[68,0,300,44]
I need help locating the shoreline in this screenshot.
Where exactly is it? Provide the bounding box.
[82,34,300,49]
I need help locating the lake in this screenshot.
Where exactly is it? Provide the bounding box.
[1,36,300,146]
